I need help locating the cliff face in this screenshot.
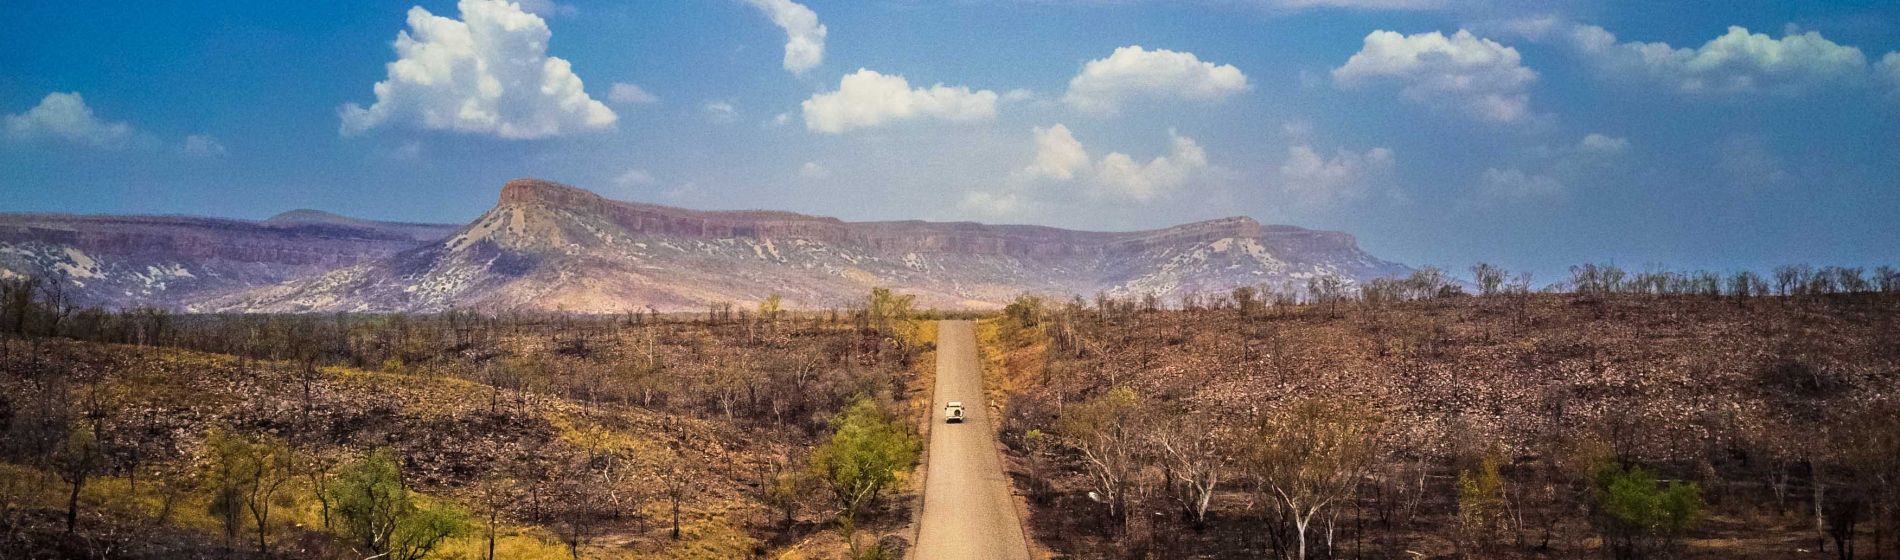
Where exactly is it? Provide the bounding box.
[500,179,854,242]
[0,213,457,308]
[496,179,1278,259]
[208,179,1410,313]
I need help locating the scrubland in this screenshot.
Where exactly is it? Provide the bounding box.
[983,288,1900,559]
[0,285,937,559]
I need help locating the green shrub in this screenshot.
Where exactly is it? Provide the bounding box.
[1593,464,1703,560]
[330,448,466,560]
[810,397,920,557]
[1456,452,1507,551]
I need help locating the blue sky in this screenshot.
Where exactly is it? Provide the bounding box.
[3,0,1897,281]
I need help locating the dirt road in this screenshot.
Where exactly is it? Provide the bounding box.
[913,320,1032,560]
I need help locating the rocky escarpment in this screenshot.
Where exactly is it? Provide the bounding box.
[0,213,457,308]
[499,179,855,242]
[210,179,1410,313]
[498,179,1274,258]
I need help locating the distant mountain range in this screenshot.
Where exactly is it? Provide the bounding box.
[0,179,1411,312]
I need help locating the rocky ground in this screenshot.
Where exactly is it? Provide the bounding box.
[984,293,1900,559]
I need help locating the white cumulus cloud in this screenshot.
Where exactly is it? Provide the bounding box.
[799,161,831,179]
[964,125,1213,216]
[609,83,658,105]
[1063,46,1249,114]
[1277,144,1395,204]
[1332,29,1537,122]
[339,0,616,139]
[1095,131,1207,201]
[743,0,827,75]
[1024,124,1091,181]
[1567,24,1871,95]
[5,92,133,146]
[801,69,998,134]
[1020,125,1208,201]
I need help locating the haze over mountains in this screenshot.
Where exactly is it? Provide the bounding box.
[0,211,455,309]
[1,179,1410,312]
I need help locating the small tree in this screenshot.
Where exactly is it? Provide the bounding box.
[331,447,465,560]
[767,458,817,527]
[303,449,338,530]
[1593,464,1704,560]
[1056,387,1144,532]
[205,428,297,553]
[547,450,614,560]
[866,288,914,331]
[1233,286,1261,316]
[476,471,515,560]
[1003,294,1045,330]
[52,422,101,535]
[1876,265,1900,293]
[1248,398,1383,560]
[1456,452,1508,553]
[1305,275,1350,316]
[1472,263,1506,297]
[662,443,695,540]
[1150,411,1228,528]
[810,397,920,555]
[759,294,784,324]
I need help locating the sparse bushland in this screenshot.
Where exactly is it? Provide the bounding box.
[984,264,1900,559]
[0,282,933,558]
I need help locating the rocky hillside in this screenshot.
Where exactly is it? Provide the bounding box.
[0,212,456,308]
[206,179,1410,313]
[983,294,1900,559]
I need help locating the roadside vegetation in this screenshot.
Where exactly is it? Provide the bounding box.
[986,263,1900,559]
[0,278,931,559]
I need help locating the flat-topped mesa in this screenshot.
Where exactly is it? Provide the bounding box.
[1100,216,1262,252]
[1257,224,1365,257]
[493,179,1292,258]
[499,178,609,210]
[498,178,853,241]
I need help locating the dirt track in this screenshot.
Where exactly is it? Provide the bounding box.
[912,320,1032,560]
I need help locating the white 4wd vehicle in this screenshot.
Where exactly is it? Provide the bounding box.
[944,401,965,423]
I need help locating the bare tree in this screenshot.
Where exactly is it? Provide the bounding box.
[1728,270,1769,299]
[1233,286,1260,317]
[1149,410,1229,527]
[1306,275,1350,316]
[1472,263,1506,297]
[1877,265,1900,294]
[476,472,515,560]
[662,442,695,540]
[1056,387,1144,532]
